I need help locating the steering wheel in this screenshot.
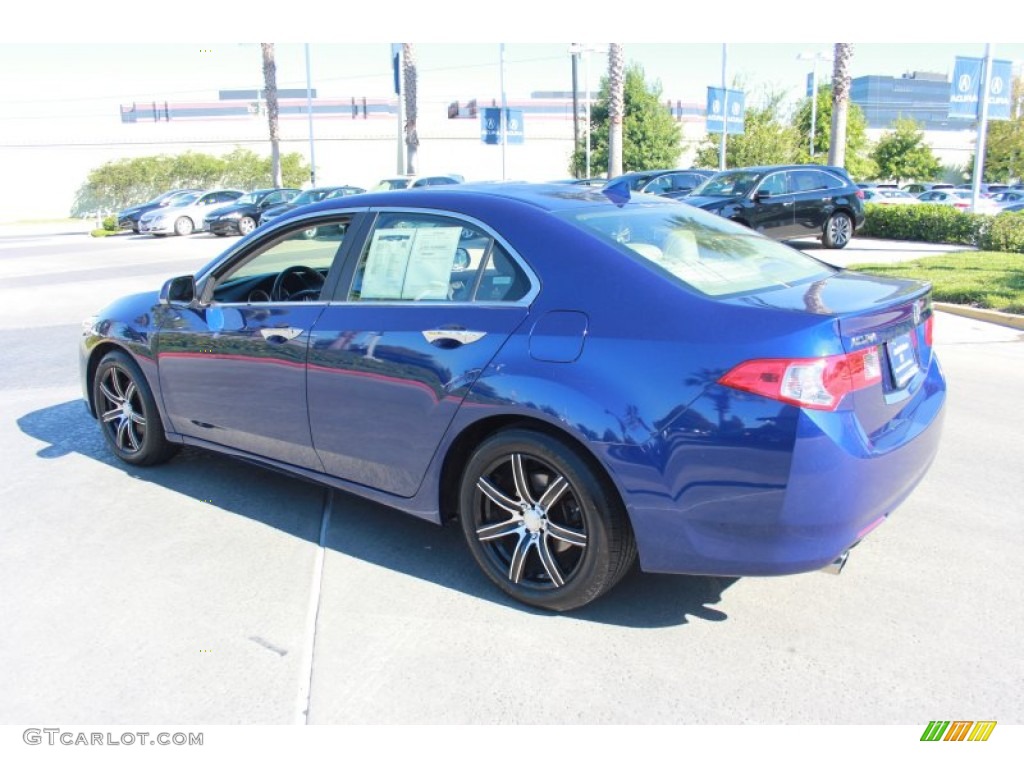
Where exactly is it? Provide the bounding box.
[271,265,325,301]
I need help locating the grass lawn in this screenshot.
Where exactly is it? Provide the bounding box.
[849,251,1024,315]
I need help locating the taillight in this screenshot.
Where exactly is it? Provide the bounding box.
[719,348,882,411]
[855,189,865,199]
[924,313,934,347]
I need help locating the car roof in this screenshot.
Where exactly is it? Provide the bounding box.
[716,164,851,176]
[290,182,679,221]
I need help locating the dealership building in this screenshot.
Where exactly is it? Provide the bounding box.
[0,70,999,221]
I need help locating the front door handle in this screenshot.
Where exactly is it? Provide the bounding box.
[261,327,303,343]
[422,328,487,348]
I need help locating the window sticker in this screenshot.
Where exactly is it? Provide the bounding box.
[359,226,463,300]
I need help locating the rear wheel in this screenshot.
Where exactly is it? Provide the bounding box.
[238,216,257,236]
[173,217,194,236]
[822,211,853,249]
[93,351,178,466]
[458,429,635,611]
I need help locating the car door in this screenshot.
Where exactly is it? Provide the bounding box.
[306,211,535,497]
[748,171,796,238]
[791,169,838,237]
[156,214,357,469]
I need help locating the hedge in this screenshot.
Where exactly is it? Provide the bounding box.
[860,203,1024,253]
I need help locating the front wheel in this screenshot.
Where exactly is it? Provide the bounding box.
[238,216,257,236]
[93,351,178,466]
[458,429,636,611]
[173,217,194,236]
[822,211,853,249]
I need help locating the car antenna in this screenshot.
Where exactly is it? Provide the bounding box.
[601,178,631,206]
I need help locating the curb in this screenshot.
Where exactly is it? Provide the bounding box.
[935,302,1024,331]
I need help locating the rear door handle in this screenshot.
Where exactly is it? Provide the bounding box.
[261,327,303,343]
[422,328,487,347]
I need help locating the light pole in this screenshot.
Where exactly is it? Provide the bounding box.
[569,43,607,179]
[797,51,830,158]
[304,44,316,187]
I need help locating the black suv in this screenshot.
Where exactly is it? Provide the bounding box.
[684,164,865,249]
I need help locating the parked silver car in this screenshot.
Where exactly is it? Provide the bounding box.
[138,189,244,236]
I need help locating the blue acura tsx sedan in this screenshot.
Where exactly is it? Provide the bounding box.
[80,183,946,611]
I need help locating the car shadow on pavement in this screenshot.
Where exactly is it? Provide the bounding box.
[18,399,738,629]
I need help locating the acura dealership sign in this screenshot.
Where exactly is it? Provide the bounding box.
[949,56,1013,120]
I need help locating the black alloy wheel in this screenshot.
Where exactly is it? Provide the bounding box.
[93,351,178,466]
[823,211,853,249]
[459,429,636,611]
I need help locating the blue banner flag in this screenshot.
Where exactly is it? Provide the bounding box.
[481,108,525,145]
[706,87,745,135]
[950,56,1014,120]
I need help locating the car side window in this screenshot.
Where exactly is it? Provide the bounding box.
[792,171,826,192]
[646,176,672,194]
[759,173,788,196]
[208,218,351,304]
[348,213,529,303]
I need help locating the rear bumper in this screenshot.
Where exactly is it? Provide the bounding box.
[626,354,946,576]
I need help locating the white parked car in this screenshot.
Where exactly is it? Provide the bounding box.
[916,189,1001,215]
[138,189,244,236]
[370,174,464,191]
[863,188,921,206]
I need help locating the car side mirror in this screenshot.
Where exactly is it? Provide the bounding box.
[755,190,772,201]
[160,275,196,305]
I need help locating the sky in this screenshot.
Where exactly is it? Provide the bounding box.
[3,41,1022,137]
[2,0,1021,118]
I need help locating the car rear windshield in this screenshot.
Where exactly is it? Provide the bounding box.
[563,205,835,297]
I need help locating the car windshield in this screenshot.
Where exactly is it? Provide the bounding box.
[691,171,762,197]
[167,192,201,206]
[289,190,328,206]
[563,205,834,297]
[235,192,263,205]
[372,179,411,191]
[620,174,654,191]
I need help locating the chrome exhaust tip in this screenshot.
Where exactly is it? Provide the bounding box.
[821,550,849,576]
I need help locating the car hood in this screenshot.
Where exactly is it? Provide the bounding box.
[684,195,736,211]
[207,202,254,218]
[260,203,296,218]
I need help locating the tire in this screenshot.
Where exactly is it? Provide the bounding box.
[173,217,194,236]
[458,429,635,611]
[822,211,853,249]
[93,350,178,466]
[238,216,257,236]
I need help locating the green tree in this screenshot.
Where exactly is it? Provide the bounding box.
[607,43,626,177]
[570,62,681,176]
[828,43,854,168]
[979,118,1024,182]
[792,85,876,178]
[694,90,800,168]
[70,150,310,216]
[261,43,282,188]
[871,118,941,184]
[402,43,419,174]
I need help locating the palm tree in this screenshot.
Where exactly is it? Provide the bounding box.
[402,43,419,175]
[828,43,853,168]
[261,43,282,188]
[607,43,625,177]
